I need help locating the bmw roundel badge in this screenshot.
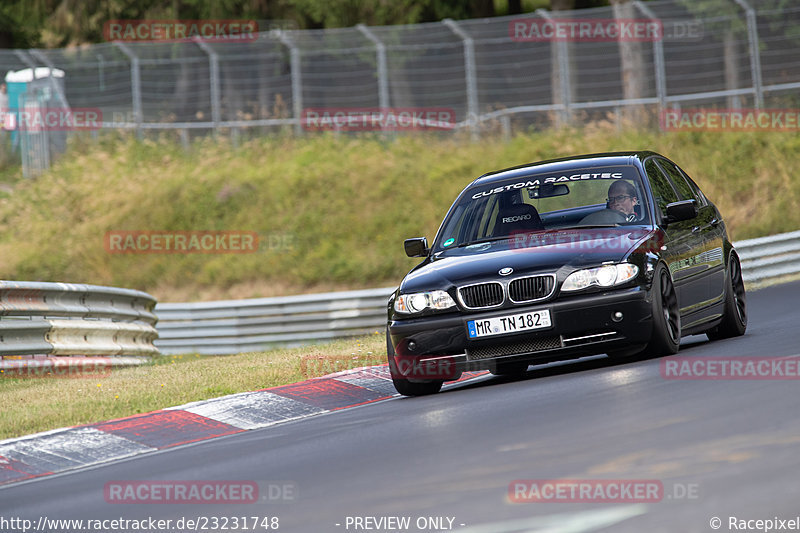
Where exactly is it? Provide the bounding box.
[499,267,513,276]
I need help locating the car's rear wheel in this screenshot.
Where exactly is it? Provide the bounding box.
[489,359,529,376]
[386,328,443,396]
[707,253,747,340]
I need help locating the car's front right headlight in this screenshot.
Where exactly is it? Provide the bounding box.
[394,290,456,314]
[561,263,639,292]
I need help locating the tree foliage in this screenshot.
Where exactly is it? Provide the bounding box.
[0,0,613,49]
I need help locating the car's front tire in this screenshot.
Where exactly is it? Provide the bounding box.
[607,344,648,359]
[707,252,747,340]
[646,264,681,356]
[387,328,443,396]
[611,265,679,361]
[391,376,444,396]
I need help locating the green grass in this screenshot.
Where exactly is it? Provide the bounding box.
[0,127,798,302]
[0,333,386,441]
[0,126,798,439]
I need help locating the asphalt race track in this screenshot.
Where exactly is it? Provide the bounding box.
[3,281,800,533]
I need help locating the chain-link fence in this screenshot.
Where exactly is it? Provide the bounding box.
[1,0,799,175]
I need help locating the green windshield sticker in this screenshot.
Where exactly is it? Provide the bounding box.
[443,238,455,247]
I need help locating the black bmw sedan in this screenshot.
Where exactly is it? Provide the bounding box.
[387,152,746,395]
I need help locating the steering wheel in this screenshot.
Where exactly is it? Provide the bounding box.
[578,208,628,225]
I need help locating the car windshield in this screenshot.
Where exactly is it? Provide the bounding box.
[434,165,651,252]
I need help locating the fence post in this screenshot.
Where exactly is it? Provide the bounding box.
[733,0,764,109]
[13,51,46,177]
[13,49,35,69]
[193,38,222,136]
[277,30,304,136]
[18,92,50,178]
[634,2,667,116]
[13,50,35,174]
[113,42,142,137]
[536,9,572,126]
[356,24,389,111]
[97,54,105,91]
[28,50,70,110]
[443,19,479,141]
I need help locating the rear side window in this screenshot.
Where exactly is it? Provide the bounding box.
[645,159,678,216]
[676,166,709,207]
[657,158,700,204]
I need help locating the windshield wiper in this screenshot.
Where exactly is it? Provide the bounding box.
[557,224,621,230]
[454,236,513,248]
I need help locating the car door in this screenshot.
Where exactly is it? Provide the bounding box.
[643,157,699,313]
[658,158,726,308]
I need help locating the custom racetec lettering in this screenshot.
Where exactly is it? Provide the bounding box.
[471,170,626,199]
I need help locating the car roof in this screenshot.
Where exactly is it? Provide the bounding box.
[469,151,661,188]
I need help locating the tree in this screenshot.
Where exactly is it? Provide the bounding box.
[678,0,800,108]
[547,0,575,126]
[610,0,646,122]
[678,0,750,108]
[1,0,620,49]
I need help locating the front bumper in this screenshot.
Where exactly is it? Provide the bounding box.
[388,286,653,380]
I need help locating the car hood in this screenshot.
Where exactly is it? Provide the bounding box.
[401,227,657,292]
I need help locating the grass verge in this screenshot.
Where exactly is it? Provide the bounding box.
[0,333,386,441]
[0,127,797,301]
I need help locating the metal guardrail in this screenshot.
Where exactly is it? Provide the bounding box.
[0,281,159,369]
[154,288,392,355]
[155,230,800,355]
[736,230,800,282]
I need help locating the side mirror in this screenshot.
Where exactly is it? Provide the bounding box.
[664,199,698,224]
[404,237,429,258]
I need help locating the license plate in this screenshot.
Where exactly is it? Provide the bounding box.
[467,310,552,338]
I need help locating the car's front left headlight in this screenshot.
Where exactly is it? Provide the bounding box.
[394,290,457,314]
[561,263,639,292]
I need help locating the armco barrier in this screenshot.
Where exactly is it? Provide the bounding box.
[0,281,159,369]
[155,230,800,355]
[735,230,800,282]
[154,288,393,355]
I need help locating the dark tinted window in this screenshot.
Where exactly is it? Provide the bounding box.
[644,159,678,215]
[657,158,697,203]
[676,165,709,206]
